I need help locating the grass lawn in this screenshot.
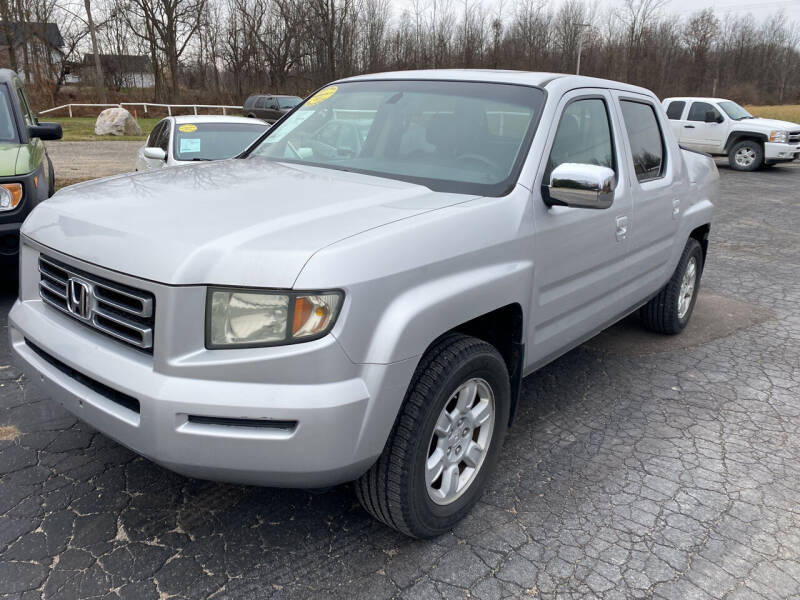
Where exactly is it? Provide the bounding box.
[49,117,159,142]
[745,105,800,122]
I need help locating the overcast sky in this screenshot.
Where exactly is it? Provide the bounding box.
[393,0,800,23]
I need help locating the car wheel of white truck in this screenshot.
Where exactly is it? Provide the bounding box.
[639,238,704,335]
[728,139,763,171]
[355,333,510,538]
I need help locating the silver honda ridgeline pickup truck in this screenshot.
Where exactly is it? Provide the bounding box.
[9,71,717,538]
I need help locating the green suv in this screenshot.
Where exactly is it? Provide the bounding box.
[0,68,61,271]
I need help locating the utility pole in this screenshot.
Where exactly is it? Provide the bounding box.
[84,0,106,103]
[575,22,590,75]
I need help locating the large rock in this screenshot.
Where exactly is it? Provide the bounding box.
[94,107,142,136]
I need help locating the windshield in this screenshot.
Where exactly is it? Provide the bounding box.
[248,80,545,196]
[0,88,18,142]
[174,122,269,161]
[719,101,753,120]
[279,97,301,109]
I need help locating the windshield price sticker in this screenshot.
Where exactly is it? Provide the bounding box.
[178,124,198,133]
[307,85,338,106]
[180,138,201,153]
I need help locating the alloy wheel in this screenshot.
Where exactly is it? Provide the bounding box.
[425,378,495,505]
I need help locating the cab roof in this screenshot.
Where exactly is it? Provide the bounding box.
[339,69,657,98]
[663,97,733,104]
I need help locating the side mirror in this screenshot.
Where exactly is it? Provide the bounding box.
[143,147,167,160]
[544,163,616,209]
[28,122,62,141]
[704,111,720,123]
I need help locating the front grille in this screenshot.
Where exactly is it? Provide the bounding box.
[789,131,800,144]
[38,255,155,352]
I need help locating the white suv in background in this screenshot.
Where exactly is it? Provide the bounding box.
[663,97,800,171]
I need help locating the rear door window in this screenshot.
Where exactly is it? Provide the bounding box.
[619,100,665,182]
[666,101,685,120]
[255,96,267,109]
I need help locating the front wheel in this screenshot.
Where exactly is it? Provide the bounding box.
[639,238,704,334]
[355,333,510,538]
[728,140,763,171]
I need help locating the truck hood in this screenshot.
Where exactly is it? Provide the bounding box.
[22,158,472,287]
[741,117,800,131]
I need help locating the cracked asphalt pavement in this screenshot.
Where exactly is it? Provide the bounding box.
[1,162,799,599]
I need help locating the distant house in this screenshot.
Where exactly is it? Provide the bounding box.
[81,54,154,90]
[0,22,64,82]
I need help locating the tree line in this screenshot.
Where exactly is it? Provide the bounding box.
[3,0,799,109]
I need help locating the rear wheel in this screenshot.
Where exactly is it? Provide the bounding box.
[639,238,704,334]
[728,139,763,171]
[355,333,510,538]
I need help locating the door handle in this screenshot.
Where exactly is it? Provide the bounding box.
[684,125,695,129]
[615,216,629,242]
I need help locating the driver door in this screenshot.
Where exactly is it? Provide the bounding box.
[681,101,725,153]
[527,89,634,368]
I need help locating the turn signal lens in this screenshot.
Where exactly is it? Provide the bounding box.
[292,294,342,338]
[769,130,788,143]
[0,183,22,211]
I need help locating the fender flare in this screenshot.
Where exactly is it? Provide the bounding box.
[724,131,767,153]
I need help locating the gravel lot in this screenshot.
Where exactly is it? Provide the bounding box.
[47,141,141,185]
[1,161,799,599]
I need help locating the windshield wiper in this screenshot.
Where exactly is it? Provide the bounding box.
[189,157,211,161]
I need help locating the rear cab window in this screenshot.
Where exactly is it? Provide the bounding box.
[666,100,685,120]
[619,100,666,182]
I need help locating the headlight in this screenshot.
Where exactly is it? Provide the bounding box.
[770,130,788,143]
[206,288,343,348]
[0,183,22,211]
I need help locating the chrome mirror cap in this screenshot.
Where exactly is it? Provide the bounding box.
[545,163,616,209]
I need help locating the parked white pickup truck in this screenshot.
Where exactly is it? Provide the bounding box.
[663,97,800,171]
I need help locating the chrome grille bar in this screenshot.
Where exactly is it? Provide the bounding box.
[38,255,155,352]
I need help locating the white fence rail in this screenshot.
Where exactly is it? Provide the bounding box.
[39,102,242,117]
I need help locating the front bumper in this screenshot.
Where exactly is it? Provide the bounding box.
[9,241,417,487]
[764,141,800,161]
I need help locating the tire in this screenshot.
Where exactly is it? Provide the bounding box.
[639,238,704,334]
[355,333,510,538]
[728,139,763,171]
